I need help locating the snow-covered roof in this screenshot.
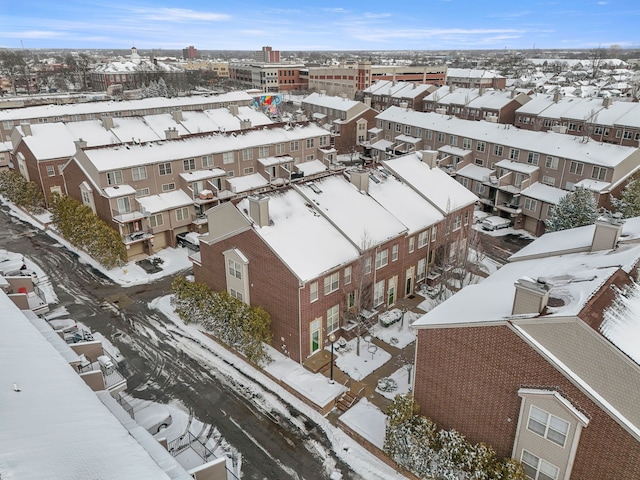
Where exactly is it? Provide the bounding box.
[258,155,293,167]
[602,280,640,365]
[520,183,567,205]
[0,92,254,122]
[302,92,366,114]
[295,175,407,248]
[394,134,420,144]
[456,163,493,182]
[227,173,269,193]
[366,170,444,234]
[236,190,359,282]
[111,116,162,143]
[377,106,638,168]
[438,145,471,157]
[446,68,504,79]
[466,90,525,110]
[371,139,393,152]
[495,159,539,174]
[295,159,327,176]
[137,190,192,214]
[81,124,328,172]
[0,291,185,479]
[574,178,611,193]
[383,152,478,213]
[104,184,137,198]
[178,168,226,182]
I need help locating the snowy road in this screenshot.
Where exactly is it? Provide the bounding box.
[0,206,364,480]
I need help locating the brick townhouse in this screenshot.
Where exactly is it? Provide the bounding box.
[362,80,437,112]
[192,152,476,364]
[372,106,640,236]
[62,123,332,259]
[412,216,640,479]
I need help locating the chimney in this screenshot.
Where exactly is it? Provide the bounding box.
[399,101,409,110]
[602,97,613,108]
[350,169,369,193]
[171,110,183,122]
[164,127,179,140]
[363,96,372,107]
[240,119,252,130]
[479,87,485,96]
[248,195,270,228]
[74,138,87,150]
[101,116,114,130]
[512,277,551,316]
[229,104,239,116]
[510,89,517,99]
[449,85,455,93]
[591,215,624,252]
[418,150,439,169]
[20,123,32,136]
[553,90,561,103]
[320,90,326,96]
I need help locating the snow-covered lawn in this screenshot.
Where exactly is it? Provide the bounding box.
[375,365,413,400]
[339,398,387,449]
[370,310,418,349]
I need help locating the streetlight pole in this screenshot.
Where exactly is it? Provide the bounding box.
[329,333,336,384]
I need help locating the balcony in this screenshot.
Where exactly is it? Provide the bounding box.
[122,229,153,245]
[78,349,127,394]
[192,213,208,225]
[111,209,146,224]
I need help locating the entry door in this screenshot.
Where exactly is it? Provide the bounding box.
[310,318,321,354]
[405,267,414,296]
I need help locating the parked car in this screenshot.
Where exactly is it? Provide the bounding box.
[481,216,512,231]
[473,210,490,225]
[176,231,201,251]
[120,394,173,434]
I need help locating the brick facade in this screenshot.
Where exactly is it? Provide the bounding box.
[414,325,640,478]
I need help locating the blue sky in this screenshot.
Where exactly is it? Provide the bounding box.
[1,0,638,51]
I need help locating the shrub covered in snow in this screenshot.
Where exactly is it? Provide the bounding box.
[384,394,526,480]
[0,170,45,213]
[171,276,272,365]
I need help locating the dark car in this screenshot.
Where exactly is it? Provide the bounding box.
[176,232,200,251]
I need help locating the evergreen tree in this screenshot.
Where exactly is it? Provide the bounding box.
[611,179,640,218]
[545,187,599,232]
[157,77,168,97]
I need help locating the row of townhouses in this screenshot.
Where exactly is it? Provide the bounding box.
[369,106,640,235]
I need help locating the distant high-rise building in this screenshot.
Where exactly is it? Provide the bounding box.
[182,45,198,60]
[256,46,280,63]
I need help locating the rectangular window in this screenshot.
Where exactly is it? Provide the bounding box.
[449,135,458,146]
[327,305,340,333]
[431,225,437,242]
[545,156,559,170]
[228,259,242,279]
[375,249,388,269]
[474,158,484,166]
[158,162,172,175]
[416,258,426,282]
[460,177,470,188]
[521,450,559,480]
[46,165,55,177]
[275,143,285,155]
[310,282,318,302]
[107,170,123,186]
[395,123,402,133]
[475,183,486,195]
[592,166,607,181]
[494,145,503,157]
[527,406,569,447]
[464,211,469,226]
[542,176,556,186]
[162,182,175,192]
[408,236,415,253]
[569,161,584,176]
[223,152,234,164]
[230,289,243,302]
[425,130,433,140]
[319,136,328,146]
[476,141,486,152]
[306,138,315,148]
[437,132,446,143]
[183,158,196,171]
[373,280,385,307]
[324,272,339,295]
[201,155,213,168]
[290,140,299,151]
[243,167,254,174]
[175,206,189,221]
[509,148,520,160]
[344,266,352,285]
[149,213,163,228]
[453,216,461,231]
[135,188,150,197]
[524,198,537,211]
[405,125,411,134]
[259,146,269,158]
[116,197,131,213]
[364,257,372,274]
[131,166,147,181]
[242,148,253,161]
[527,152,540,165]
[462,138,472,150]
[418,231,429,248]
[392,244,399,261]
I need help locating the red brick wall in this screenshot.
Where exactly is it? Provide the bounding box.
[414,325,640,478]
[62,159,114,229]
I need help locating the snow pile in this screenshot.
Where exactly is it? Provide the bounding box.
[339,398,387,449]
[601,280,640,365]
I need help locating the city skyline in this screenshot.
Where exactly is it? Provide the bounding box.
[1,0,639,52]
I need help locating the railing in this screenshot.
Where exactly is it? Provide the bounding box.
[115,393,134,419]
[167,432,240,479]
[122,229,153,244]
[191,213,207,224]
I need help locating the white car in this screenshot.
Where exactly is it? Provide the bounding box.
[481,216,512,231]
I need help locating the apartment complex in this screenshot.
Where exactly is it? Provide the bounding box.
[413,217,640,479]
[301,92,378,154]
[62,123,333,258]
[444,68,506,89]
[307,63,447,98]
[515,92,640,147]
[229,63,307,92]
[372,106,640,235]
[193,152,476,364]
[362,80,437,112]
[0,91,255,141]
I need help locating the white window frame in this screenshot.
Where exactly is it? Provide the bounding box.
[222,151,234,164]
[545,156,559,170]
[149,213,163,228]
[175,206,189,221]
[391,244,399,262]
[476,141,486,153]
[494,145,503,157]
[373,279,385,307]
[131,166,147,181]
[344,266,352,285]
[521,450,559,480]
[327,304,340,334]
[418,231,428,248]
[524,198,537,211]
[408,236,415,253]
[46,165,55,177]
[116,196,131,213]
[162,182,175,192]
[310,282,318,302]
[527,152,540,165]
[228,259,242,279]
[509,148,520,160]
[324,272,339,295]
[417,258,426,282]
[158,162,172,175]
[242,148,253,161]
[592,166,607,181]
[107,170,123,186]
[183,158,196,171]
[527,406,569,447]
[375,249,389,269]
[201,155,213,168]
